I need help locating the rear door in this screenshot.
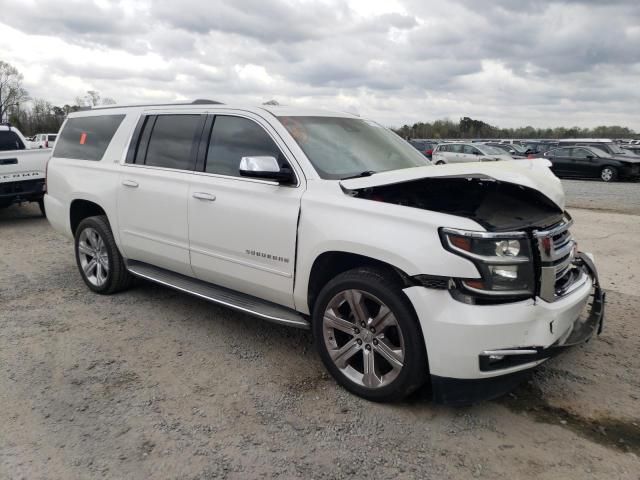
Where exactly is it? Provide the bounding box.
[188,112,304,307]
[117,112,205,276]
[448,144,465,163]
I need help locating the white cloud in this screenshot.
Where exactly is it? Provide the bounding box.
[0,0,638,130]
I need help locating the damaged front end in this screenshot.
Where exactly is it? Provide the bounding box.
[340,162,588,307]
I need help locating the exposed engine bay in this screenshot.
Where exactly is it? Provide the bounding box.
[345,174,564,231]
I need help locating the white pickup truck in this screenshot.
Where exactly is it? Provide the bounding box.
[44,102,605,404]
[0,125,50,214]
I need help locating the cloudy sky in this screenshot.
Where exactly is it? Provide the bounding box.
[1,0,639,129]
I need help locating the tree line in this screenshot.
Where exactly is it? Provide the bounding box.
[394,116,637,140]
[0,61,115,137]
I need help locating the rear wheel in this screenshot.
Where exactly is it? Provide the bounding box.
[312,267,427,402]
[74,215,132,294]
[435,160,446,165]
[600,166,617,182]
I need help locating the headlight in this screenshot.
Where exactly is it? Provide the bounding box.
[440,228,535,297]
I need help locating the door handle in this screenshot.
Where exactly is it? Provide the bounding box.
[192,192,216,201]
[122,180,139,188]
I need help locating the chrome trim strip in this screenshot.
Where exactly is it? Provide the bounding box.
[461,281,532,297]
[442,227,527,239]
[482,349,539,356]
[127,265,309,329]
[533,217,574,239]
[190,245,292,278]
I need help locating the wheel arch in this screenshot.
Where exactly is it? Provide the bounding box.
[306,250,415,315]
[69,199,108,236]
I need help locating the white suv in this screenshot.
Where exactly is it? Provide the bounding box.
[44,102,604,404]
[432,142,513,164]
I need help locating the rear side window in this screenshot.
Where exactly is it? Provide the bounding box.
[54,115,125,160]
[141,115,201,170]
[48,135,57,141]
[0,131,25,150]
[205,116,283,177]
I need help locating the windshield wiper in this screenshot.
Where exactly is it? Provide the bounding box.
[341,170,376,180]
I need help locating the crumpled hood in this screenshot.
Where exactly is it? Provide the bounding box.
[340,158,565,210]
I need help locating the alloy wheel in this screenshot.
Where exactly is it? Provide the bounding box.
[77,227,109,287]
[322,289,405,389]
[601,168,614,182]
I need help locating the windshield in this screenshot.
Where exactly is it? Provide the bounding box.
[607,143,625,154]
[510,144,527,153]
[589,147,611,158]
[278,116,429,179]
[480,145,508,155]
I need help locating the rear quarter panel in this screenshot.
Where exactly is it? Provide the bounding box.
[45,111,140,245]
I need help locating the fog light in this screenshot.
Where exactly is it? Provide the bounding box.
[490,265,518,280]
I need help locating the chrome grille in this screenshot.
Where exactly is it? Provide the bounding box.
[533,216,584,302]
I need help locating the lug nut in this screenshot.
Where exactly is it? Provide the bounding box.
[361,322,366,327]
[365,344,371,350]
[370,327,375,333]
[373,339,378,345]
[357,339,363,345]
[354,328,360,334]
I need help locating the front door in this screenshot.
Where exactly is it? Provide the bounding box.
[188,113,304,308]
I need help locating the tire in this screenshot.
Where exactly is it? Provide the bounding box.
[600,166,617,182]
[435,160,445,165]
[37,199,46,217]
[312,267,428,402]
[74,215,132,294]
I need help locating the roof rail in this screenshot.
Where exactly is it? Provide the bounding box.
[192,99,224,105]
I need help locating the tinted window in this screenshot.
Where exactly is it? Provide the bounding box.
[571,148,590,159]
[0,131,25,151]
[449,144,463,153]
[54,115,125,160]
[206,116,283,177]
[144,115,201,170]
[463,145,479,155]
[48,135,57,141]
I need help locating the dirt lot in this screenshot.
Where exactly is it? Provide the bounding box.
[1,202,639,480]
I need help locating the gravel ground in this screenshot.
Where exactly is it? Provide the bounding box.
[563,179,640,215]
[1,203,639,480]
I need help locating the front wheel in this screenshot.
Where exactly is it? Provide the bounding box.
[312,267,427,402]
[74,215,132,294]
[600,166,617,182]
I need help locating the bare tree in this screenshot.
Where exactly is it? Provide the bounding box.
[0,61,29,122]
[75,90,116,107]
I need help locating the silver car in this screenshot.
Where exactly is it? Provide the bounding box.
[432,143,513,164]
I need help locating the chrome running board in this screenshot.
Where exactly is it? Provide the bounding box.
[126,260,310,329]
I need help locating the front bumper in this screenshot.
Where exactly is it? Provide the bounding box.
[404,252,604,405]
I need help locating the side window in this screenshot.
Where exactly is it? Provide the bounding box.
[0,131,25,151]
[438,145,448,152]
[571,148,589,159]
[205,116,284,177]
[450,144,463,153]
[463,145,478,155]
[143,115,201,170]
[54,115,125,160]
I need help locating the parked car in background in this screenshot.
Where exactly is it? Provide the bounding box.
[0,125,50,214]
[558,139,640,159]
[0,124,29,151]
[523,141,558,155]
[408,139,438,159]
[432,142,513,164]
[544,146,640,182]
[32,133,58,149]
[483,142,532,158]
[44,101,604,405]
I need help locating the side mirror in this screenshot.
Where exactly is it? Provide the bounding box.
[239,156,294,184]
